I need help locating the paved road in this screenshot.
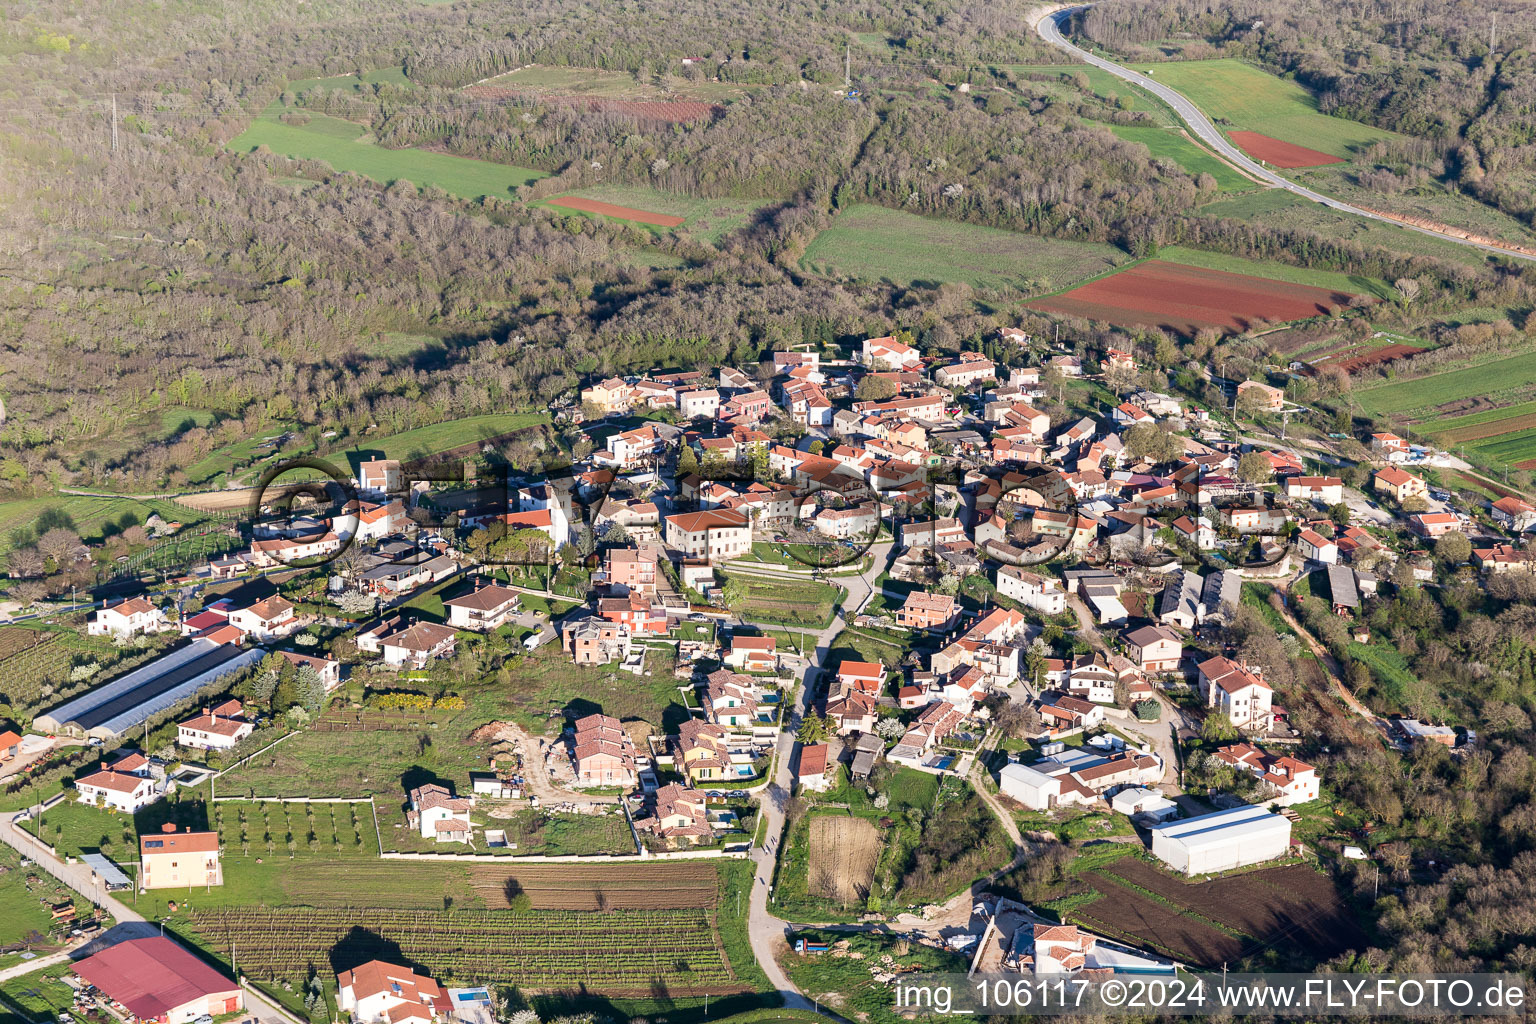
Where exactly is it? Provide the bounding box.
[1034,6,1536,265]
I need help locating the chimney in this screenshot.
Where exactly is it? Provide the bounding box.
[185,826,191,833]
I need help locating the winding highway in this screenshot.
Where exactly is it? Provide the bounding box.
[1034,5,1536,265]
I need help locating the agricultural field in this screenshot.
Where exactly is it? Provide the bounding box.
[800,204,1126,295]
[1106,125,1253,190]
[538,186,773,244]
[1154,245,1393,300]
[328,412,550,476]
[229,105,547,201]
[1029,259,1361,335]
[0,495,192,557]
[0,965,79,1024]
[0,626,129,715]
[720,574,842,628]
[389,806,635,857]
[807,814,881,904]
[1125,59,1396,158]
[287,66,412,96]
[468,861,719,910]
[1355,350,1536,418]
[1048,855,1368,968]
[184,906,745,995]
[1004,64,1168,118]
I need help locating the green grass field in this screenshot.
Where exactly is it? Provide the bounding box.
[1466,432,1536,466]
[801,204,1126,294]
[289,66,411,95]
[0,495,217,555]
[1107,124,1251,190]
[1126,59,1397,157]
[1005,64,1167,118]
[1156,245,1393,299]
[330,411,548,474]
[1355,350,1536,417]
[538,185,772,244]
[230,106,546,201]
[1425,400,1536,431]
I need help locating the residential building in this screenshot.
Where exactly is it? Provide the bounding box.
[994,566,1066,615]
[934,352,997,388]
[88,597,167,638]
[1150,805,1291,875]
[407,782,474,842]
[443,584,522,631]
[571,713,638,787]
[0,730,19,761]
[1369,432,1409,461]
[813,504,878,539]
[73,937,242,1024]
[796,743,831,792]
[1492,496,1536,532]
[379,621,458,669]
[1122,624,1183,675]
[725,635,777,673]
[836,660,884,694]
[563,616,633,666]
[602,545,662,594]
[633,783,713,844]
[139,824,223,889]
[357,458,403,498]
[1283,476,1344,504]
[895,591,959,631]
[1236,380,1284,411]
[1197,656,1273,731]
[1214,744,1320,806]
[176,699,252,750]
[226,594,297,641]
[701,668,760,728]
[279,650,342,691]
[76,764,157,812]
[1373,466,1427,503]
[1296,528,1339,565]
[596,592,668,636]
[1038,694,1105,732]
[861,335,922,370]
[1473,543,1534,573]
[1409,512,1461,539]
[665,509,751,561]
[338,960,448,1024]
[675,719,731,785]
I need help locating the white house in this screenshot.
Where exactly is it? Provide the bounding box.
[88,597,167,638]
[443,584,522,631]
[75,761,158,812]
[995,566,1067,614]
[407,783,474,843]
[357,459,403,499]
[665,509,751,562]
[1197,656,1273,731]
[861,335,922,370]
[176,699,253,750]
[337,961,446,1024]
[1215,744,1321,806]
[1296,528,1338,565]
[380,622,458,669]
[226,595,298,641]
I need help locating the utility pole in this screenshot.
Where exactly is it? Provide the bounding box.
[1490,11,1498,54]
[844,44,851,91]
[111,93,119,154]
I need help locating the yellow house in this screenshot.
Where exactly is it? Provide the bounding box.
[1373,466,1427,503]
[139,825,222,890]
[674,720,731,784]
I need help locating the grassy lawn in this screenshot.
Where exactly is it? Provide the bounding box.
[0,843,75,949]
[0,965,78,1024]
[722,574,842,628]
[1466,431,1536,468]
[536,185,772,245]
[1424,399,1536,432]
[1355,350,1536,418]
[1012,807,1136,842]
[1107,124,1251,190]
[229,105,547,201]
[800,204,1127,294]
[0,495,206,555]
[1125,59,1397,157]
[329,412,549,474]
[826,627,909,671]
[1004,64,1168,118]
[1157,244,1392,299]
[289,66,412,94]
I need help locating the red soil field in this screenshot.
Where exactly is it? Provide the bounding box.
[1313,343,1421,373]
[1229,131,1343,168]
[547,196,685,227]
[1028,259,1359,335]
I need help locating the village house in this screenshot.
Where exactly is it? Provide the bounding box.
[1197,655,1273,731]
[139,824,223,889]
[813,504,879,540]
[601,544,663,594]
[76,759,158,812]
[596,592,668,636]
[580,378,633,415]
[443,583,522,631]
[1284,476,1344,504]
[995,565,1067,614]
[1214,743,1320,806]
[1122,624,1183,675]
[88,597,167,638]
[1037,693,1105,733]
[407,782,474,843]
[1236,380,1284,411]
[826,690,879,736]
[1296,528,1339,565]
[1373,466,1427,504]
[1492,496,1536,533]
[795,743,831,792]
[895,591,959,631]
[595,424,670,469]
[1409,512,1461,539]
[338,960,449,1024]
[176,699,253,750]
[225,594,298,641]
[934,352,997,388]
[675,719,732,785]
[1369,432,1409,462]
[564,616,634,665]
[633,783,713,845]
[861,335,922,370]
[701,668,761,728]
[665,509,751,562]
[725,634,777,673]
[377,621,457,669]
[279,650,342,691]
[571,713,638,787]
[357,458,403,498]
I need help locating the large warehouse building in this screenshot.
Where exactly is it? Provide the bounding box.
[71,936,242,1023]
[1150,804,1291,875]
[35,638,264,741]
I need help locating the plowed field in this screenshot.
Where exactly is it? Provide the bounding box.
[1229,131,1344,168]
[468,861,718,909]
[1028,260,1358,335]
[1076,873,1243,966]
[547,196,685,227]
[1313,344,1421,373]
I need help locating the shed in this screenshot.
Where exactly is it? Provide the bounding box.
[998,762,1061,811]
[80,852,133,891]
[1150,804,1291,875]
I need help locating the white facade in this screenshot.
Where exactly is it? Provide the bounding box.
[998,763,1061,811]
[1150,805,1291,875]
[995,566,1067,615]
